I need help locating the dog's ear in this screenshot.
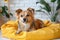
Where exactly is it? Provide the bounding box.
[27,8,35,14]
[15,9,22,19]
[16,9,22,15]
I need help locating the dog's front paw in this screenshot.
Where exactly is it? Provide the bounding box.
[16,30,22,34]
[16,31,20,34]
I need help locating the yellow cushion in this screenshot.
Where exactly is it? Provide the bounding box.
[1,20,60,40]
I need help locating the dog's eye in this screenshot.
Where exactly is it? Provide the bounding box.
[21,15,23,17]
[27,15,29,16]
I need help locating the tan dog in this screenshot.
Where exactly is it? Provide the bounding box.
[16,8,44,33]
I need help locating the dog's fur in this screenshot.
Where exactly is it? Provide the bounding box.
[16,8,44,33]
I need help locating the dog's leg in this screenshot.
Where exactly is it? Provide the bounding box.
[16,27,22,34]
[16,22,22,34]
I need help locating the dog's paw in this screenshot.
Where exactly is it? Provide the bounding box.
[16,30,22,34]
[16,31,20,34]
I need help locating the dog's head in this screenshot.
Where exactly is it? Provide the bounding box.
[16,8,35,23]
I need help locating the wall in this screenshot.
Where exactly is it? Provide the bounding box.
[0,0,60,21]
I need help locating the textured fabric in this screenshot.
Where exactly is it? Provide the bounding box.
[1,20,60,40]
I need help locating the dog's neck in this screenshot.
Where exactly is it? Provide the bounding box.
[18,20,35,31]
[19,21,30,31]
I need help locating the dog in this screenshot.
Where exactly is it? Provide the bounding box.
[15,8,44,34]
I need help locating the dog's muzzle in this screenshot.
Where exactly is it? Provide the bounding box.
[23,18,28,23]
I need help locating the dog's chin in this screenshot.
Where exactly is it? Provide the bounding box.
[22,21,27,23]
[23,21,29,24]
[22,20,28,23]
[20,20,29,23]
[23,22,28,23]
[23,21,26,23]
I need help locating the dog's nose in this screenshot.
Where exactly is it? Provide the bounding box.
[23,18,26,22]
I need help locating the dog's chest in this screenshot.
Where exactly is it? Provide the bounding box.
[20,23,30,31]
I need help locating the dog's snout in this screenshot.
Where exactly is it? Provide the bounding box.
[23,18,26,22]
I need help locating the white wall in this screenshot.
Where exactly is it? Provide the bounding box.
[10,0,51,20]
[0,0,60,21]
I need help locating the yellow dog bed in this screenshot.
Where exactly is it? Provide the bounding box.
[1,20,60,40]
